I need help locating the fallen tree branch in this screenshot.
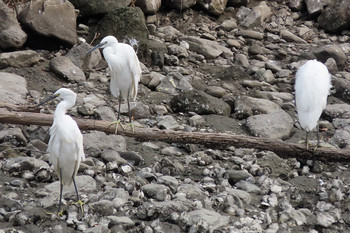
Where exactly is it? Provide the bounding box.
[0,109,349,162]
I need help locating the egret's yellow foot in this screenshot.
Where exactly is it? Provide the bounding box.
[58,210,64,217]
[125,122,136,133]
[107,119,125,134]
[73,199,85,214]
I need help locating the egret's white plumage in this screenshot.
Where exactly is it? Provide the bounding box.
[86,36,141,126]
[45,88,85,214]
[294,59,331,147]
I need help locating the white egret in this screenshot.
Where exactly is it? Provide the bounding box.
[86,35,142,132]
[294,59,331,149]
[40,88,85,215]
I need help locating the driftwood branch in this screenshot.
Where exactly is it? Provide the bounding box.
[0,109,350,162]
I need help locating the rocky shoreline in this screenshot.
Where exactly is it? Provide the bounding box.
[1,0,350,232]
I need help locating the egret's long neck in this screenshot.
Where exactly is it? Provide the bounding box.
[54,100,73,119]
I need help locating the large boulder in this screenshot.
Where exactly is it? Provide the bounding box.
[88,7,149,63]
[0,72,28,105]
[136,0,162,14]
[197,0,228,16]
[69,0,131,17]
[318,0,350,33]
[170,90,232,116]
[0,1,27,49]
[162,0,196,11]
[18,0,77,48]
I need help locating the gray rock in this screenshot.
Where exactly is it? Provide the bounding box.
[205,86,227,98]
[316,211,336,227]
[0,1,27,49]
[107,216,135,228]
[168,44,189,58]
[157,115,180,130]
[19,0,77,46]
[235,180,261,194]
[69,0,130,17]
[162,0,196,11]
[220,19,237,31]
[90,200,114,216]
[0,128,27,146]
[4,156,49,172]
[186,209,230,231]
[95,106,117,122]
[158,175,179,193]
[0,50,40,69]
[324,104,350,119]
[234,96,281,120]
[83,131,126,157]
[111,188,130,209]
[156,26,183,42]
[0,72,28,105]
[83,225,110,233]
[135,0,161,14]
[177,183,206,200]
[235,53,250,68]
[280,30,307,43]
[189,115,205,127]
[83,93,107,107]
[305,0,323,16]
[329,127,350,148]
[226,170,253,185]
[289,0,304,11]
[101,150,126,164]
[253,1,272,23]
[65,42,94,71]
[313,45,347,67]
[49,56,86,82]
[249,44,272,55]
[318,0,350,33]
[161,146,186,156]
[136,198,193,220]
[156,72,193,95]
[141,184,170,201]
[246,110,294,139]
[197,0,227,15]
[170,90,231,116]
[183,36,233,59]
[129,102,151,119]
[236,6,261,28]
[236,30,264,40]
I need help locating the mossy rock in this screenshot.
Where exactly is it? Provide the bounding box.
[88,7,149,64]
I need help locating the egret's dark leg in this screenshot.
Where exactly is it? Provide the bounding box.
[72,176,84,214]
[73,177,80,201]
[108,91,125,133]
[125,88,136,132]
[305,131,309,150]
[58,169,64,216]
[127,88,132,123]
[117,91,122,120]
[316,121,320,146]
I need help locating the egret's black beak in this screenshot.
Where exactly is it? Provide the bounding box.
[86,42,106,54]
[36,93,60,108]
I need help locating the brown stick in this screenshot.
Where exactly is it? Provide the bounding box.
[0,109,349,162]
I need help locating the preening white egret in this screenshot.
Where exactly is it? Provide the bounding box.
[40,88,85,215]
[86,35,142,132]
[294,59,331,149]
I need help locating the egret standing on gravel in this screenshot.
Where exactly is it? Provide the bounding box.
[294,60,331,149]
[86,35,141,131]
[41,88,85,215]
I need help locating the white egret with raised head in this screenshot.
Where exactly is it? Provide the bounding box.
[86,35,141,132]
